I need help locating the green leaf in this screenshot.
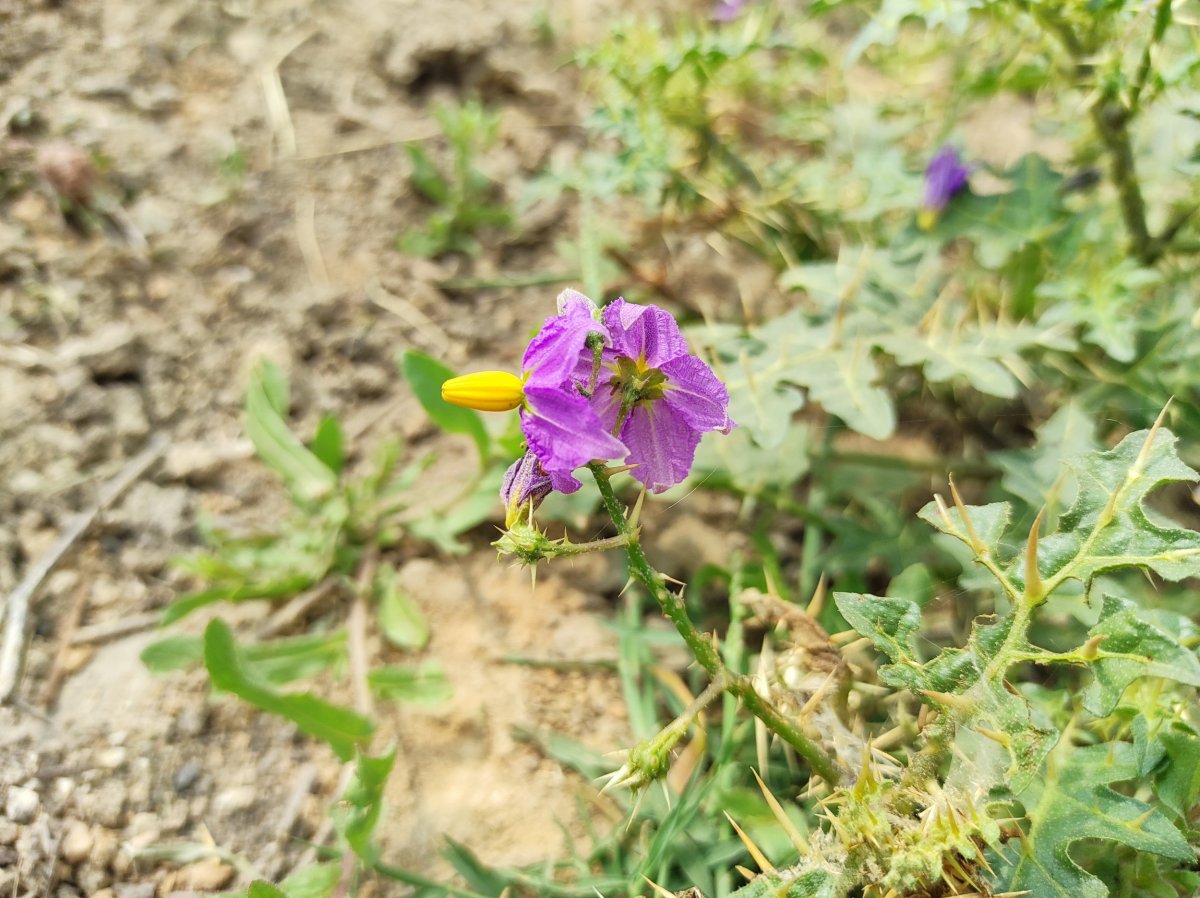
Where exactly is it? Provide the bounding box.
[1036,426,1200,588]
[728,867,839,897]
[161,574,317,625]
[247,883,288,898]
[917,499,1014,560]
[693,423,811,495]
[367,663,452,704]
[277,863,339,898]
[400,351,490,459]
[375,563,429,649]
[140,635,204,672]
[832,593,921,665]
[933,154,1071,269]
[1156,724,1200,820]
[245,361,338,503]
[203,619,373,761]
[310,415,345,474]
[999,740,1193,898]
[696,309,893,445]
[336,749,397,860]
[442,839,512,896]
[242,631,347,685]
[406,144,451,203]
[993,400,1099,513]
[1082,595,1200,716]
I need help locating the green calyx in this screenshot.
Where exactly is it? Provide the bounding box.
[608,356,668,405]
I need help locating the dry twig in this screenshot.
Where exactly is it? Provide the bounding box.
[0,433,169,703]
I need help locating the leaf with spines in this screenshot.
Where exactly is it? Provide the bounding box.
[836,588,1057,791]
[998,740,1193,898]
[1033,425,1200,589]
[1081,595,1200,716]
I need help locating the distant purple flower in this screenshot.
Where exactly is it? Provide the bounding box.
[712,0,748,22]
[922,146,970,214]
[519,290,733,495]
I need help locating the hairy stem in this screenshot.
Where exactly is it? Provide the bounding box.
[588,463,841,784]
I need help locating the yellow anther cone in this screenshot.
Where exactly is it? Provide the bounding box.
[441,370,524,412]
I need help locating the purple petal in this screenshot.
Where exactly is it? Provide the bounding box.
[588,371,624,435]
[660,355,734,433]
[522,385,627,490]
[923,146,970,212]
[602,299,690,369]
[620,401,701,494]
[522,295,608,390]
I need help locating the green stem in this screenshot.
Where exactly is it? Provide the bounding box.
[588,463,841,785]
[1090,95,1157,264]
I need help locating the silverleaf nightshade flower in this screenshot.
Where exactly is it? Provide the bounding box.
[442,289,734,503]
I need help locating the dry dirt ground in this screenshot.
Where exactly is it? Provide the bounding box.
[0,1,746,895]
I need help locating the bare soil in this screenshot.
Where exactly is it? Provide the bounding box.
[0,1,750,895]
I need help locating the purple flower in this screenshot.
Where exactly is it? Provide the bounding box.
[711,0,747,22]
[922,146,970,215]
[520,290,733,495]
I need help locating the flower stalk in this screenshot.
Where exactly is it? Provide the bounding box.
[588,463,841,785]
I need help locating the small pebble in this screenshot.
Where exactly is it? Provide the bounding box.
[60,819,93,865]
[97,747,127,770]
[172,761,202,793]
[90,826,119,868]
[211,785,256,815]
[5,785,39,824]
[175,857,235,891]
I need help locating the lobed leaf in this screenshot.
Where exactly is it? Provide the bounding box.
[998,741,1193,898]
[1082,595,1200,716]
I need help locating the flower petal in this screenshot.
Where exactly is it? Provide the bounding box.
[521,386,627,491]
[603,298,689,368]
[660,355,734,432]
[523,297,608,390]
[620,401,701,494]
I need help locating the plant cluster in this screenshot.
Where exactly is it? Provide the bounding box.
[147,1,1200,896]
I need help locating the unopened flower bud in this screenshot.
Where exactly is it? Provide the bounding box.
[441,370,524,412]
[501,452,554,527]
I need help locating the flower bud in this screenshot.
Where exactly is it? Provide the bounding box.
[440,371,524,412]
[500,452,554,527]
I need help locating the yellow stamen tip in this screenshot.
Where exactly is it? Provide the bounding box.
[441,371,524,412]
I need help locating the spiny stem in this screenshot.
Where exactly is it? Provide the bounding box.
[588,463,841,785]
